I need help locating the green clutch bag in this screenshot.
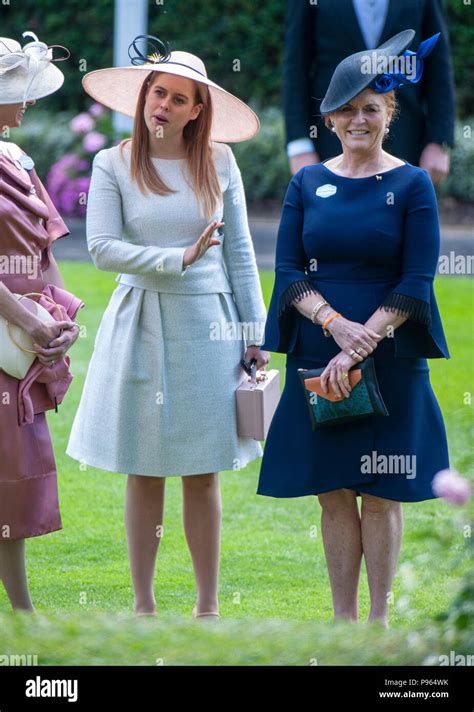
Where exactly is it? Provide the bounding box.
[297,357,389,430]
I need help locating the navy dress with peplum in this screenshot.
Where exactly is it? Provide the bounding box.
[257,162,450,501]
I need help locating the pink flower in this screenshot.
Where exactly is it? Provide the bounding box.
[70,113,95,134]
[54,153,80,170]
[432,469,471,506]
[59,185,79,214]
[76,176,91,194]
[89,102,106,117]
[82,131,107,153]
[77,158,91,172]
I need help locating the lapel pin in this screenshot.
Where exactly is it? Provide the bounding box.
[376,175,383,181]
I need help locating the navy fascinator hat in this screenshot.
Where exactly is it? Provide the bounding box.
[320,29,440,113]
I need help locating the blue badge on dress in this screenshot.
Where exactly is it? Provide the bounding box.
[315,184,337,198]
[19,153,35,171]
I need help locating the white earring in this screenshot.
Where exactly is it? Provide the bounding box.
[331,125,336,132]
[385,126,390,134]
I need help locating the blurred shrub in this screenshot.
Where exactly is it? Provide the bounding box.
[0,0,471,118]
[9,109,76,181]
[12,103,119,217]
[439,119,474,203]
[10,107,474,205]
[0,0,114,112]
[46,104,116,217]
[232,105,290,202]
[445,0,474,118]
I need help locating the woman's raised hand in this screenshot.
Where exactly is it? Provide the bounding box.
[325,316,382,362]
[183,220,224,269]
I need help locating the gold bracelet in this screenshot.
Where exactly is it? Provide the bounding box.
[310,300,330,324]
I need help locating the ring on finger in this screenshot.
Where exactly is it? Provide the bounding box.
[337,373,348,396]
[332,377,342,398]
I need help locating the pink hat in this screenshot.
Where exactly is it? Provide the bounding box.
[82,35,260,143]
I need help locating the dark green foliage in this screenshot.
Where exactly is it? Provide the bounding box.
[0,1,471,116]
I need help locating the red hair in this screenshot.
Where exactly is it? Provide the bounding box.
[322,89,399,140]
[119,71,221,219]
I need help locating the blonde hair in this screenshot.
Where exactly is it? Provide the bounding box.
[119,71,221,220]
[322,90,399,139]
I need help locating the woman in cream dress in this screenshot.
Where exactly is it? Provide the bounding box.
[66,36,268,618]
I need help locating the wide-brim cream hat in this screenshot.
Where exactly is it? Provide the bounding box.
[82,35,260,143]
[0,31,69,107]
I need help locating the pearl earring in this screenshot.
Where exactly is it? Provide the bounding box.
[385,126,390,134]
[331,124,336,132]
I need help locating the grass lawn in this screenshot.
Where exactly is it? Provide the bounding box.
[0,264,472,665]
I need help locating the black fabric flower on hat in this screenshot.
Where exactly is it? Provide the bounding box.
[128,35,172,66]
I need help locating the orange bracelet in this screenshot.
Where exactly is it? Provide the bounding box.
[322,312,341,336]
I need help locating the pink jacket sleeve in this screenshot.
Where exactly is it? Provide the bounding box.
[17,285,85,426]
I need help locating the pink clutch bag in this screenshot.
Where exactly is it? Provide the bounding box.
[236,367,280,441]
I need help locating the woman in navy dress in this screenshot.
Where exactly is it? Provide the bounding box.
[258,31,450,626]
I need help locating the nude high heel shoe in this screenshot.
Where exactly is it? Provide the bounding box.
[192,606,220,621]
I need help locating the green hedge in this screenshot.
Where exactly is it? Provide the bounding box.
[445,0,474,117]
[439,119,474,203]
[0,0,114,111]
[12,106,474,204]
[0,0,472,117]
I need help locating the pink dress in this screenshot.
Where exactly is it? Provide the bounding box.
[0,150,84,540]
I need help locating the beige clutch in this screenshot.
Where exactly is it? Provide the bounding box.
[236,368,280,441]
[0,292,65,380]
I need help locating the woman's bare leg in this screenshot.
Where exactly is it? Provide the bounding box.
[360,493,403,626]
[317,488,362,621]
[0,539,34,611]
[125,475,166,615]
[182,473,221,616]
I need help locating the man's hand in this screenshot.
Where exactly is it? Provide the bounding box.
[289,151,320,175]
[419,143,450,185]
